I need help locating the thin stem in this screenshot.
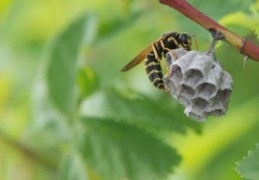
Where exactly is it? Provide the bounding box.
[207,29,225,55]
[160,0,259,62]
[0,129,57,171]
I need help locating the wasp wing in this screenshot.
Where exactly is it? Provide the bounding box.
[120,45,153,72]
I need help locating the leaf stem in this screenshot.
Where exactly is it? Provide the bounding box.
[159,0,259,62]
[0,129,57,171]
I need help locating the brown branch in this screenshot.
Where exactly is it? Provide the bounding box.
[160,0,259,62]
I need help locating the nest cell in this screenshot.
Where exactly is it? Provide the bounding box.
[171,65,183,84]
[196,82,217,99]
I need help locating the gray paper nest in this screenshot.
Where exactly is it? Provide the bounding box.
[163,48,233,121]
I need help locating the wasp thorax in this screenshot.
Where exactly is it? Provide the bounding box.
[163,48,233,121]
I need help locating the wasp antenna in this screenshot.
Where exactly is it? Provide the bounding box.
[192,35,198,50]
[120,67,127,72]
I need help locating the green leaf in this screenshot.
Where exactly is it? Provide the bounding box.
[178,0,255,40]
[82,89,201,134]
[77,67,99,100]
[80,117,181,180]
[96,10,142,44]
[188,0,253,19]
[46,15,90,116]
[57,151,88,180]
[251,4,259,40]
[218,11,254,36]
[236,144,259,179]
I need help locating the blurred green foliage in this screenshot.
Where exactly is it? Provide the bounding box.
[1,0,259,180]
[236,144,259,179]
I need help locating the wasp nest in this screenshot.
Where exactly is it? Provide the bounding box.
[163,48,233,121]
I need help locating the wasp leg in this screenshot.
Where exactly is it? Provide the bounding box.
[193,35,198,50]
[159,40,178,59]
[151,43,161,60]
[159,40,178,78]
[164,50,179,78]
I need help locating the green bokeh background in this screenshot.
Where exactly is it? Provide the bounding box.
[1,0,259,179]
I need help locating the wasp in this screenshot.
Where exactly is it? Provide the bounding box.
[121,32,194,90]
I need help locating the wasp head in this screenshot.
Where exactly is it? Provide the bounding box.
[179,33,192,51]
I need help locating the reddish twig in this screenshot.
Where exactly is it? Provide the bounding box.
[160,0,259,62]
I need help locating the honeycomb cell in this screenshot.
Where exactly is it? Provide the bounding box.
[164,78,177,93]
[184,106,205,121]
[178,95,189,106]
[197,82,217,99]
[191,97,209,110]
[214,89,232,105]
[179,84,195,98]
[185,69,204,87]
[171,65,183,84]
[206,108,224,116]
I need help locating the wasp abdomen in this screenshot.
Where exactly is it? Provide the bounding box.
[145,53,164,89]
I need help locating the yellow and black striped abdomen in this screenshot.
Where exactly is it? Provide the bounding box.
[145,52,164,89]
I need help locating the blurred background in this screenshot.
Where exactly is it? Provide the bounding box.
[0,0,259,179]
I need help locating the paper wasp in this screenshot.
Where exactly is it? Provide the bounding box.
[121,32,194,90]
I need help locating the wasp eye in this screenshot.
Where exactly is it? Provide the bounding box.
[179,34,189,44]
[179,33,192,50]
